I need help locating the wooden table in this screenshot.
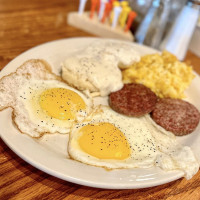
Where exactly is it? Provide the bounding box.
[0,1,200,199]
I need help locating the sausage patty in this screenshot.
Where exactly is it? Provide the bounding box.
[109,83,157,117]
[151,98,200,136]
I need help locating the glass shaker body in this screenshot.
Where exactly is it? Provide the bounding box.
[160,0,200,60]
[135,0,171,49]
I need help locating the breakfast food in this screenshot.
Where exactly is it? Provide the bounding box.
[68,105,199,179]
[122,51,195,99]
[0,59,92,137]
[109,83,157,116]
[0,40,199,181]
[62,40,140,96]
[151,98,200,136]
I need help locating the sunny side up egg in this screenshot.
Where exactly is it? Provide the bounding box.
[68,106,158,169]
[0,59,92,137]
[68,106,199,179]
[16,79,92,136]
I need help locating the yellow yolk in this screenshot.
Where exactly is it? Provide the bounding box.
[39,88,86,120]
[79,122,131,160]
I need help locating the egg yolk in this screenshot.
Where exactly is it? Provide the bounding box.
[79,122,131,160]
[39,88,86,120]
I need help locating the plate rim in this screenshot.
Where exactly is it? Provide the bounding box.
[1,37,199,189]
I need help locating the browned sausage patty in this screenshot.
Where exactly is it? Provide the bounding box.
[109,83,157,117]
[151,98,200,136]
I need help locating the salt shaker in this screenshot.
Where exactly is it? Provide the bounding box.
[160,0,200,60]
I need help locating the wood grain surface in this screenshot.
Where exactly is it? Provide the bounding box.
[0,0,200,199]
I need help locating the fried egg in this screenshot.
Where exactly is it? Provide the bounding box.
[0,59,92,137]
[17,80,92,136]
[68,106,199,179]
[69,106,159,169]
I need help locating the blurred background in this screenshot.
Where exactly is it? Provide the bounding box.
[0,0,199,69]
[129,0,200,60]
[71,0,200,60]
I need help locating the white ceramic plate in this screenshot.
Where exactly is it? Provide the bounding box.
[0,38,200,189]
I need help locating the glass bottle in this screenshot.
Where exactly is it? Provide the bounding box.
[135,0,172,49]
[128,0,153,34]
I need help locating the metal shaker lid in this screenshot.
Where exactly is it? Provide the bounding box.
[188,0,200,5]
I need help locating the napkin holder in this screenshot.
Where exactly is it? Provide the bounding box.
[67,12,134,42]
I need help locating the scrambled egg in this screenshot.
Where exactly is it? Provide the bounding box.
[122,51,195,99]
